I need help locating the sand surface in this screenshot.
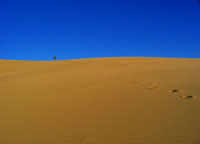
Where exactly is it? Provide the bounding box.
[0,57,200,144]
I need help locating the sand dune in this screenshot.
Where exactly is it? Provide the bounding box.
[0,57,200,144]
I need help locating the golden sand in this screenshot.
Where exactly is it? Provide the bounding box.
[0,57,200,144]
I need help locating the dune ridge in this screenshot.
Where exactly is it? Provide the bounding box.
[0,57,200,144]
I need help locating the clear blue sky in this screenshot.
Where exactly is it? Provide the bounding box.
[1,0,200,60]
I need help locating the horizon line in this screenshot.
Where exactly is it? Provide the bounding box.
[1,56,200,61]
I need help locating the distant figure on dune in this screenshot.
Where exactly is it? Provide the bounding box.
[54,56,57,61]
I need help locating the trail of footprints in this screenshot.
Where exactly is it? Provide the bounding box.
[129,78,198,100]
[169,89,197,100]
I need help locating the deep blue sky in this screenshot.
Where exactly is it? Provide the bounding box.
[0,0,200,60]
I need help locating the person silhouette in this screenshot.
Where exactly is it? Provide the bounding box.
[54,56,57,61]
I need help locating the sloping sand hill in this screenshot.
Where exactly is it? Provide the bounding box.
[0,57,200,144]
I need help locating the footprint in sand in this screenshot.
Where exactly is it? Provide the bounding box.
[181,95,196,99]
[130,79,143,84]
[169,89,185,93]
[146,83,160,90]
[81,136,90,144]
[170,89,179,93]
[130,80,161,90]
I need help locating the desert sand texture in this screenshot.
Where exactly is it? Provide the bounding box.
[0,57,200,144]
